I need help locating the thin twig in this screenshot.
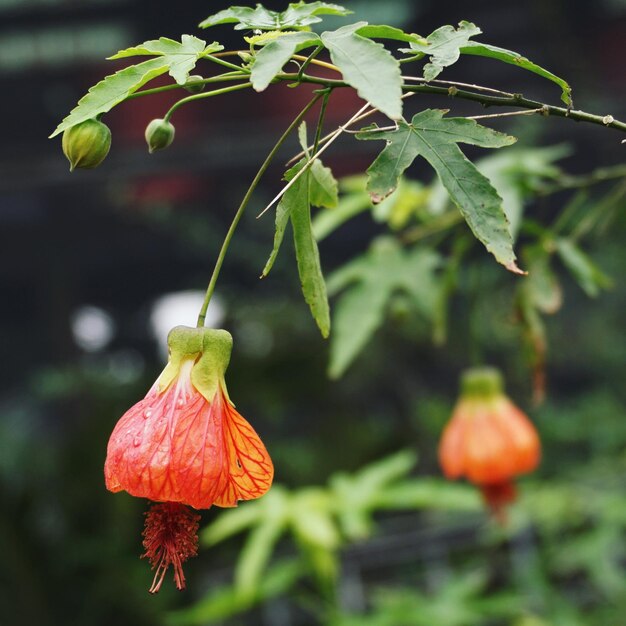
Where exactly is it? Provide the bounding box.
[397,83,626,133]
[286,92,416,166]
[284,72,626,134]
[466,109,542,120]
[257,102,373,219]
[402,75,515,98]
[344,110,538,133]
[196,93,325,326]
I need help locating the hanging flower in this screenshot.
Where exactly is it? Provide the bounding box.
[105,326,273,592]
[438,367,540,519]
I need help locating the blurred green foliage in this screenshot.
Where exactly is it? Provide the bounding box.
[161,145,625,625]
[3,127,625,626]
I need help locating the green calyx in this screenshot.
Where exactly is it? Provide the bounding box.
[460,366,504,399]
[62,118,111,171]
[157,326,233,401]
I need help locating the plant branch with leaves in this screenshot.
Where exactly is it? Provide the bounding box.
[51,0,623,601]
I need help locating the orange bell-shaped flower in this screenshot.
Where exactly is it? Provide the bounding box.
[105,326,273,592]
[438,367,540,518]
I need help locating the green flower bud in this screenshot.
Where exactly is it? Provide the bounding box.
[145,118,175,154]
[183,75,206,94]
[62,119,111,171]
[237,51,254,64]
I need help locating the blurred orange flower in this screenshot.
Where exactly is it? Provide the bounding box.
[438,367,540,519]
[105,326,273,592]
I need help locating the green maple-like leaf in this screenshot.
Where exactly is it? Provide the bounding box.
[308,160,339,209]
[355,24,424,43]
[108,35,221,84]
[461,41,573,106]
[251,31,321,91]
[50,36,221,137]
[291,183,331,339]
[405,20,482,80]
[402,21,572,105]
[327,237,440,378]
[357,109,522,273]
[199,2,351,31]
[321,22,403,120]
[262,152,335,338]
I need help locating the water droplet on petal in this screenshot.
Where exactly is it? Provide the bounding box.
[144,409,153,419]
[176,397,184,407]
[133,436,142,447]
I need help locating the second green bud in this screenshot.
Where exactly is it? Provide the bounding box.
[145,118,175,153]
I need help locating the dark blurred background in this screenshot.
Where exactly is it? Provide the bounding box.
[1,1,625,624]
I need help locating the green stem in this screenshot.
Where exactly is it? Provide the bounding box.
[296,45,324,82]
[196,92,326,327]
[276,72,626,134]
[398,84,626,134]
[312,89,331,154]
[204,53,250,73]
[126,72,249,100]
[163,82,252,122]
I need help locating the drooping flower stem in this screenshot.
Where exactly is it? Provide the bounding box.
[196,91,327,327]
[163,81,253,123]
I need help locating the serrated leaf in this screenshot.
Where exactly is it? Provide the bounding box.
[356,24,422,43]
[261,160,304,277]
[309,159,338,208]
[327,237,439,377]
[461,41,572,106]
[297,120,310,156]
[50,58,168,137]
[200,2,351,31]
[321,22,403,119]
[262,159,331,336]
[108,35,221,85]
[357,109,522,273]
[262,193,293,278]
[262,156,336,276]
[403,21,482,80]
[251,31,320,91]
[291,174,331,338]
[50,36,219,137]
[556,238,612,297]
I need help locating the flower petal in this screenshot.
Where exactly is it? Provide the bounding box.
[213,391,274,507]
